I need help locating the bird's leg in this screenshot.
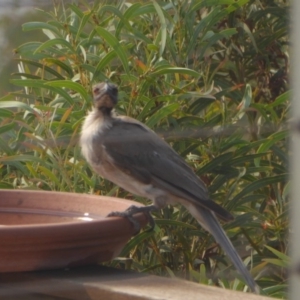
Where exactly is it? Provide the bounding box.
[125,205,157,231]
[107,205,158,233]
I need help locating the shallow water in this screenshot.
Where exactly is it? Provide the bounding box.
[0,207,104,225]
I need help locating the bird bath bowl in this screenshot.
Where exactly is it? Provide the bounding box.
[0,189,148,273]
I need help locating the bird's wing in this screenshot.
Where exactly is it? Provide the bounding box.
[100,118,233,222]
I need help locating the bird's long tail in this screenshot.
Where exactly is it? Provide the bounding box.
[190,204,259,293]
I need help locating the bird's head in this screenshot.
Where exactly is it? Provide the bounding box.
[92,82,118,115]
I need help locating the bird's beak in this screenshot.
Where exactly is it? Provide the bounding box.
[105,83,118,105]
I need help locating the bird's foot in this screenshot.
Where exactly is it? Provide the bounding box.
[107,205,157,234]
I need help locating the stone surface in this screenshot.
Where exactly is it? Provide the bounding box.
[0,265,273,300]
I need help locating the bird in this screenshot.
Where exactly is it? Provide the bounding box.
[80,81,259,293]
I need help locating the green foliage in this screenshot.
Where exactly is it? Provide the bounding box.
[0,0,289,297]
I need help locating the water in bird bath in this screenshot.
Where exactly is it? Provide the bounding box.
[0,207,102,225]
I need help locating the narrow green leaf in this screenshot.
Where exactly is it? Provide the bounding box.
[101,5,132,37]
[236,194,266,206]
[54,106,73,138]
[188,97,215,114]
[0,122,16,135]
[92,50,116,81]
[186,8,222,55]
[237,22,258,52]
[226,213,255,229]
[136,96,155,121]
[22,22,60,35]
[15,42,46,59]
[69,3,84,18]
[209,175,231,194]
[235,84,252,120]
[263,259,287,268]
[0,154,45,164]
[95,27,129,75]
[230,174,287,206]
[152,0,167,56]
[145,103,179,128]
[150,67,200,78]
[44,58,74,77]
[15,58,65,79]
[155,219,196,229]
[270,90,290,107]
[229,153,268,166]
[26,162,38,178]
[165,266,176,278]
[38,166,62,187]
[75,11,93,41]
[77,45,87,62]
[34,38,76,54]
[254,130,287,167]
[0,182,14,189]
[0,101,36,114]
[10,79,75,105]
[0,137,12,155]
[11,73,41,80]
[11,79,46,89]
[265,245,290,264]
[45,80,89,100]
[198,28,237,61]
[81,63,96,75]
[197,152,234,175]
[133,3,158,17]
[0,108,14,118]
[118,230,155,257]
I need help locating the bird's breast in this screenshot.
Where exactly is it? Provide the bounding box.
[80,110,111,165]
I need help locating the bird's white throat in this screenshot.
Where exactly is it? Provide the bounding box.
[80,109,112,164]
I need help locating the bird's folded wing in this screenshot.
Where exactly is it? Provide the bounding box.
[100,119,233,222]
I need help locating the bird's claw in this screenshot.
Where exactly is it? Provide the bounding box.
[107,205,157,234]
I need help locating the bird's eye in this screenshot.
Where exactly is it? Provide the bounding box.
[93,87,100,95]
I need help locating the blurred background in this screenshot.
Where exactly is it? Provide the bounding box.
[0,0,50,95]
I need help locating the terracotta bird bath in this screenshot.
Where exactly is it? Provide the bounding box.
[0,189,148,273]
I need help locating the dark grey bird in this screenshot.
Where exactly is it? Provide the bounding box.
[80,82,259,293]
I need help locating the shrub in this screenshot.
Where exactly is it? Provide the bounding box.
[0,0,289,297]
